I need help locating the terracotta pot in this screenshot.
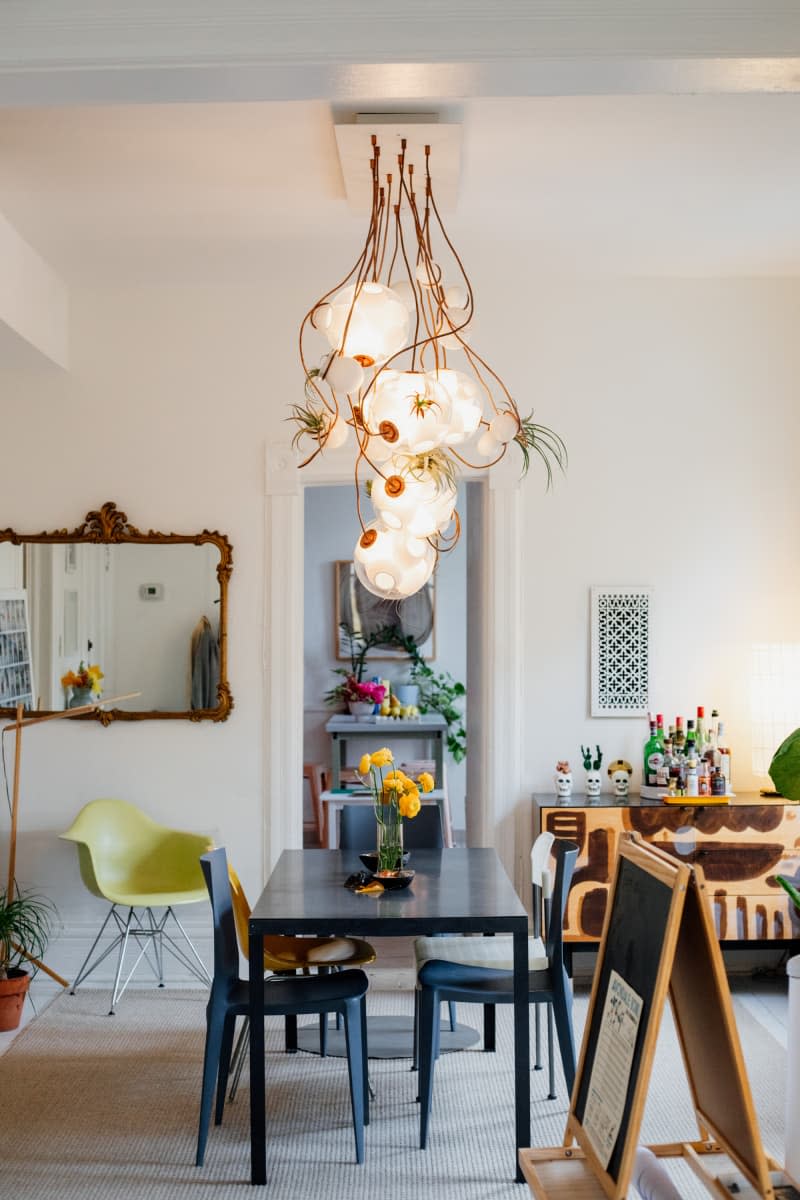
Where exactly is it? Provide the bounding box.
[0,968,30,1032]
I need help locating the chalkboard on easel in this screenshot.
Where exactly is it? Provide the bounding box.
[518,833,781,1200]
[568,835,691,1196]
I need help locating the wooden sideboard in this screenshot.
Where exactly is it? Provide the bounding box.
[533,792,800,945]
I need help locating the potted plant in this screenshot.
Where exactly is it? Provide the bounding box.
[0,888,55,1031]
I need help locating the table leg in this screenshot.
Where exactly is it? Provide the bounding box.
[513,926,530,1182]
[249,929,266,1185]
[332,735,342,790]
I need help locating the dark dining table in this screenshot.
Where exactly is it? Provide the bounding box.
[248,847,530,1185]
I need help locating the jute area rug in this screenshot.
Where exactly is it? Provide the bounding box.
[0,986,785,1200]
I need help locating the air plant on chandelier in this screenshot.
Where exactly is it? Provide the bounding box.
[291,135,566,600]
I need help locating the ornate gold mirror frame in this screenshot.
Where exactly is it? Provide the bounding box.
[0,502,233,724]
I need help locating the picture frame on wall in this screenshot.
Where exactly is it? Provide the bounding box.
[0,589,35,711]
[334,561,435,662]
[590,585,652,717]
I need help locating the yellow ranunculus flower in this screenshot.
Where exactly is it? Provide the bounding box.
[383,769,408,785]
[370,747,394,768]
[398,789,421,819]
[402,777,418,794]
[359,753,371,777]
[418,771,434,793]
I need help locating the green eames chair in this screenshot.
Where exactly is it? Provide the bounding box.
[61,798,213,1013]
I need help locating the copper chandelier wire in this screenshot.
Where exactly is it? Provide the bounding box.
[292,134,566,601]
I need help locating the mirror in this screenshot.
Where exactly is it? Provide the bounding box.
[0,502,233,723]
[335,560,435,661]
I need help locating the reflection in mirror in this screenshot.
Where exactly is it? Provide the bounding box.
[335,560,434,661]
[0,504,233,723]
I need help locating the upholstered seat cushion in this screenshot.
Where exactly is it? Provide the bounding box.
[414,934,548,972]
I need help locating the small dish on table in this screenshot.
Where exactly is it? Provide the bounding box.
[372,869,415,891]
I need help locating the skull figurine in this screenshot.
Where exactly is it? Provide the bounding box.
[554,760,573,800]
[585,770,602,798]
[608,759,633,798]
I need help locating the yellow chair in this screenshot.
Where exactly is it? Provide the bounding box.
[60,798,214,1014]
[225,864,376,1097]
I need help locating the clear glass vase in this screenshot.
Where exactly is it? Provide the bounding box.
[375,803,403,874]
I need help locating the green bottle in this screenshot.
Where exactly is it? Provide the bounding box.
[643,719,662,787]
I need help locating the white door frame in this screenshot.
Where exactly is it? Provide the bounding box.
[262,442,528,896]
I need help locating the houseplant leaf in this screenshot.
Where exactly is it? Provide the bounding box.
[768,727,800,802]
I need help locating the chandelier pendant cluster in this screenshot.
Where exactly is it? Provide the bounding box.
[293,134,566,600]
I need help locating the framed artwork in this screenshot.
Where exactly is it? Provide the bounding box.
[0,589,35,711]
[334,561,435,662]
[590,585,652,717]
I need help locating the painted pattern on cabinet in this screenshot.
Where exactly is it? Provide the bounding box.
[542,802,800,942]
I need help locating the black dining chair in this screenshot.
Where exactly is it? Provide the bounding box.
[196,847,370,1167]
[416,838,579,1150]
[338,801,445,853]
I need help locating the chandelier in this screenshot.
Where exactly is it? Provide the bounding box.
[292,134,566,601]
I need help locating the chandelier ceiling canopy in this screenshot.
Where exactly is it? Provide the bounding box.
[291,124,566,601]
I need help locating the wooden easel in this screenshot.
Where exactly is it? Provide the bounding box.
[519,834,797,1200]
[3,692,140,988]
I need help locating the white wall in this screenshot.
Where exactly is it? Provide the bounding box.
[303,483,468,830]
[511,278,800,798]
[1,264,799,983]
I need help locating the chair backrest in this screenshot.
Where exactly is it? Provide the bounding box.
[530,830,555,937]
[402,804,444,849]
[200,848,240,984]
[544,839,579,975]
[60,798,210,898]
[338,805,376,851]
[227,864,252,959]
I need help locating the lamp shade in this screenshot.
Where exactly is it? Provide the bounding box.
[370,465,457,539]
[324,282,409,365]
[428,368,483,445]
[353,520,436,600]
[362,370,453,454]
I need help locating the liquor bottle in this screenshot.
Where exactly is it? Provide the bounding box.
[698,757,710,796]
[684,718,697,762]
[695,706,706,758]
[717,720,731,787]
[661,739,675,790]
[656,713,665,750]
[674,716,685,755]
[685,758,699,798]
[705,714,718,766]
[643,719,662,787]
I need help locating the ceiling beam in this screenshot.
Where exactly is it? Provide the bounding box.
[1,2,800,105]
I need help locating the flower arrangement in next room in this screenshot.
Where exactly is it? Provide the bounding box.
[60,661,104,696]
[357,747,434,873]
[341,676,386,707]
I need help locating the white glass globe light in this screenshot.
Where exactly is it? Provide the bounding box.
[324,282,409,364]
[310,302,333,331]
[324,353,364,395]
[439,322,472,350]
[415,260,442,288]
[444,283,468,310]
[389,279,418,312]
[477,429,501,457]
[428,369,482,445]
[362,370,453,454]
[490,411,519,444]
[353,520,436,600]
[370,467,457,539]
[325,414,349,450]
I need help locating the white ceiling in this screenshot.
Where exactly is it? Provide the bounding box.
[1,94,800,282]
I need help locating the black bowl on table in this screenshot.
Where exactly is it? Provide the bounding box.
[371,869,415,890]
[359,851,410,873]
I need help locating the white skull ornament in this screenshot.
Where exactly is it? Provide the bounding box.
[585,770,602,798]
[554,760,573,800]
[608,759,633,797]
